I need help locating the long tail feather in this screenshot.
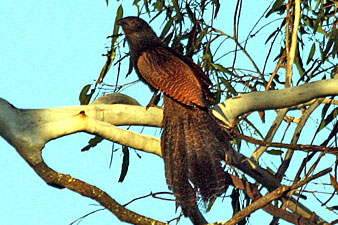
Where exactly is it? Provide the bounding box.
[162,96,231,224]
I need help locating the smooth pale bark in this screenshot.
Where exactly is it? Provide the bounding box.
[1,78,338,164]
[1,78,336,224]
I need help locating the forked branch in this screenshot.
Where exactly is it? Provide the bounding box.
[1,78,337,224]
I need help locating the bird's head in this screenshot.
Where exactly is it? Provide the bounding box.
[118,17,150,34]
[118,17,161,47]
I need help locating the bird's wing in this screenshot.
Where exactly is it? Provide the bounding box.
[136,47,209,107]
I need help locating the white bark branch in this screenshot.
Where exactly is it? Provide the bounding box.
[1,78,335,224]
[1,78,338,165]
[215,78,338,125]
[0,99,162,165]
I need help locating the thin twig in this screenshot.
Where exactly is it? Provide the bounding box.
[233,129,338,154]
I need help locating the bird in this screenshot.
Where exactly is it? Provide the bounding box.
[118,16,231,225]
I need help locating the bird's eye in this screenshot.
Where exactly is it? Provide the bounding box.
[130,20,141,30]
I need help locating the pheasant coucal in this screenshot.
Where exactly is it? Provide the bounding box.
[118,17,231,224]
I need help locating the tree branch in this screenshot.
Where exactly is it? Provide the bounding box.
[1,78,337,224]
[285,0,301,87]
[220,171,331,225]
[34,161,167,225]
[215,78,338,125]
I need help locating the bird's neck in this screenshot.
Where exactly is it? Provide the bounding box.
[126,33,162,53]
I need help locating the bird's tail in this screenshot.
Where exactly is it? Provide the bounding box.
[161,96,230,223]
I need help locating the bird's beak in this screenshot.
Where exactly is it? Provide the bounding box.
[117,18,126,26]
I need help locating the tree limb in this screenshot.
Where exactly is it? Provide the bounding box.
[1,78,337,224]
[215,78,338,125]
[34,161,167,225]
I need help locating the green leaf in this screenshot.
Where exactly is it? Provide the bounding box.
[266,0,285,18]
[211,63,230,73]
[143,0,150,15]
[321,120,338,147]
[116,5,124,24]
[294,45,305,77]
[213,0,220,19]
[163,31,174,46]
[328,206,338,211]
[333,37,338,58]
[160,19,173,39]
[313,12,324,34]
[266,149,284,155]
[311,101,333,142]
[318,107,338,132]
[81,136,104,152]
[206,196,216,212]
[265,29,279,44]
[220,77,237,96]
[194,27,208,49]
[118,146,130,183]
[112,5,124,45]
[173,0,182,19]
[242,117,264,139]
[306,43,316,65]
[126,56,133,77]
[79,84,95,105]
[323,38,334,59]
[321,102,331,119]
[186,4,195,22]
[203,52,213,63]
[96,5,123,86]
[153,0,164,11]
[133,0,141,13]
[231,189,240,215]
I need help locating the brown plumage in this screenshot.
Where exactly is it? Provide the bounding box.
[118,17,231,225]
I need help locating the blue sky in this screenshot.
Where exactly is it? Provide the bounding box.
[1,1,337,225]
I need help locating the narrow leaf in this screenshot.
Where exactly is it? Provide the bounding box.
[321,119,338,146]
[220,77,237,96]
[213,0,220,19]
[186,4,195,22]
[306,43,316,64]
[81,136,104,152]
[242,117,264,139]
[96,5,123,86]
[328,206,338,211]
[143,0,150,15]
[173,0,182,19]
[194,27,208,49]
[79,84,95,105]
[266,0,284,18]
[265,29,279,44]
[231,189,240,215]
[211,63,230,73]
[295,45,305,77]
[160,19,173,39]
[318,107,338,132]
[112,5,124,45]
[206,197,216,212]
[154,1,164,11]
[266,149,284,155]
[118,146,130,182]
[125,56,133,77]
[323,38,334,59]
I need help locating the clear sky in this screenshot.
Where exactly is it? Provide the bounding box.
[0,1,336,225]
